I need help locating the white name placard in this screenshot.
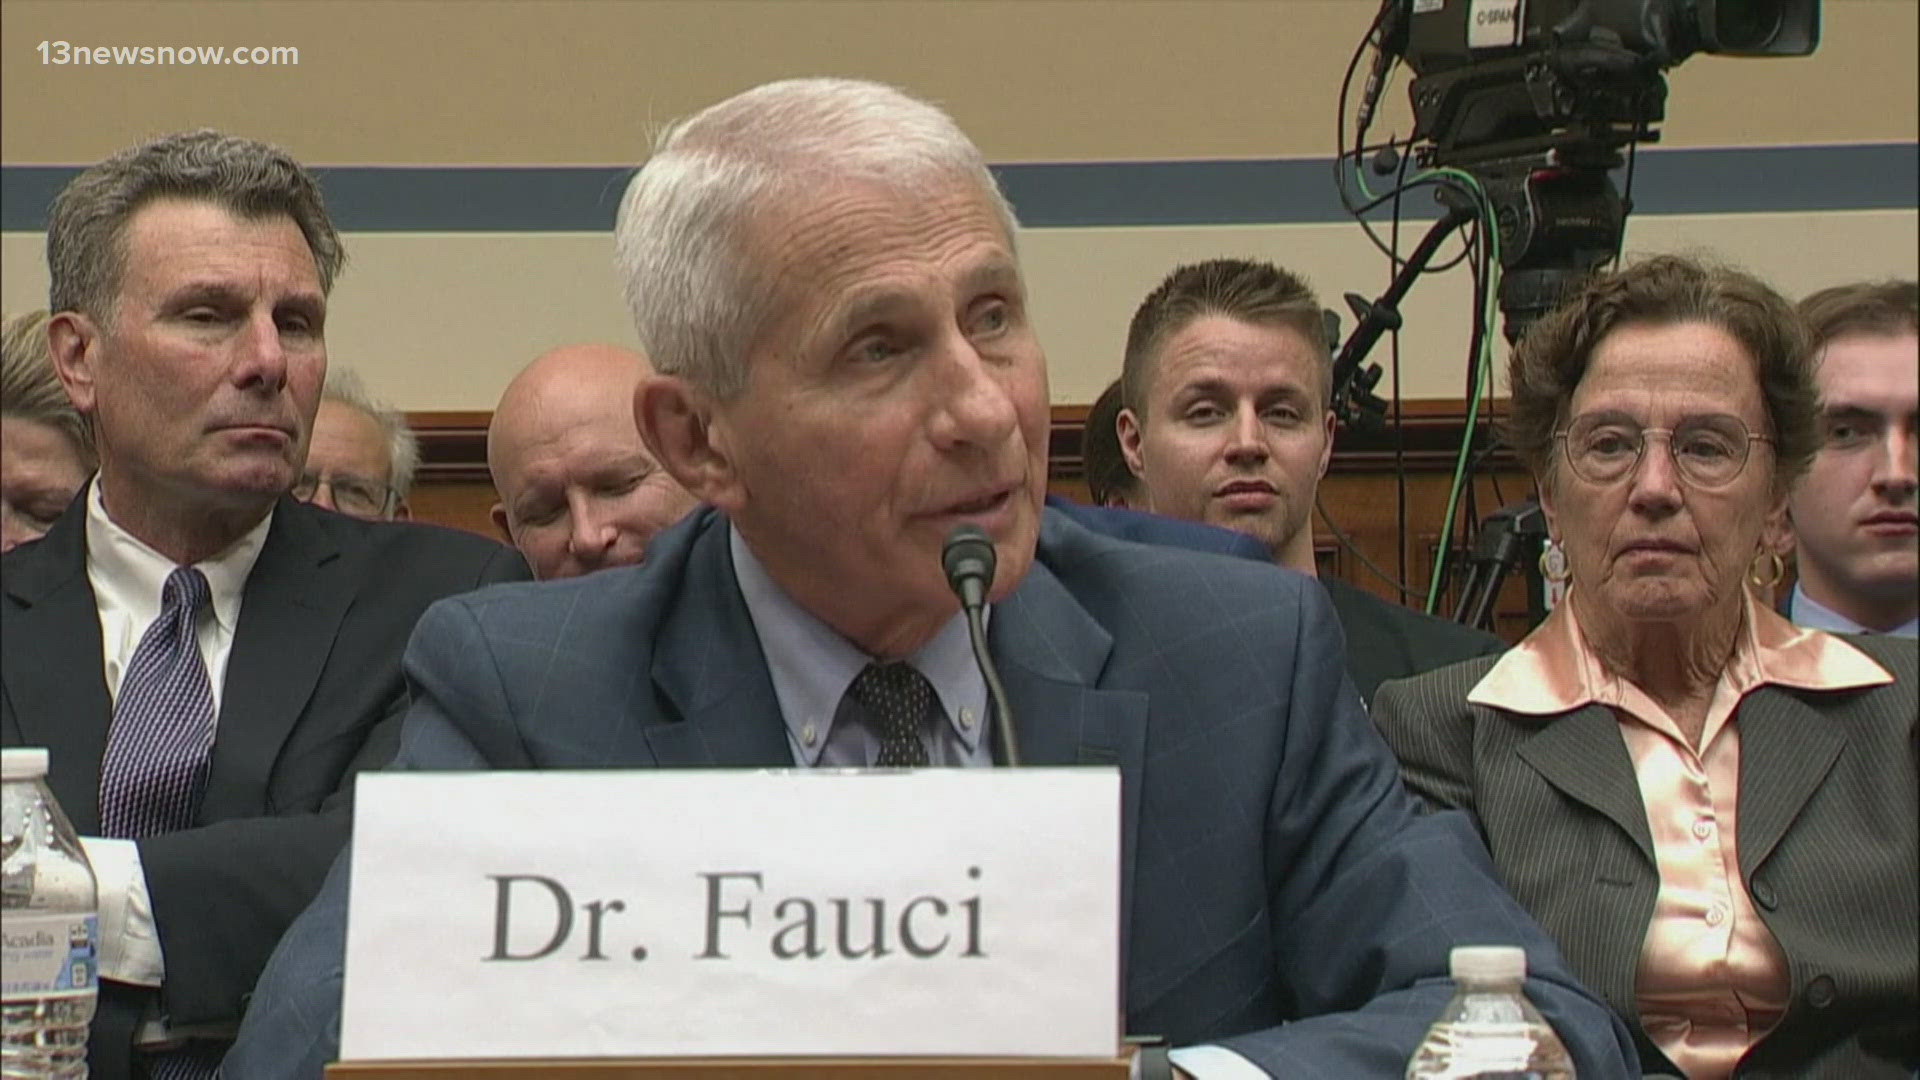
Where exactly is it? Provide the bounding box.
[340,768,1120,1061]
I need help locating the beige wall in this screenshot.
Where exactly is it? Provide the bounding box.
[5,1,1914,163]
[9,211,1914,408]
[4,0,1915,409]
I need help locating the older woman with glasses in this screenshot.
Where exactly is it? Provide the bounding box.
[1374,255,1916,1079]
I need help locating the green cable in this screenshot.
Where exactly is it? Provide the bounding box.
[1417,167,1501,615]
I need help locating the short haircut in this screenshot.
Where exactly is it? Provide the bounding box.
[47,128,344,321]
[1507,253,1819,492]
[614,77,1017,402]
[320,366,420,498]
[1082,377,1136,507]
[1798,279,1918,353]
[1120,258,1330,420]
[1,309,96,468]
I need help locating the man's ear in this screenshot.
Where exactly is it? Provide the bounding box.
[47,311,101,414]
[488,502,512,542]
[1316,409,1335,482]
[635,375,739,510]
[1116,407,1146,481]
[391,499,412,522]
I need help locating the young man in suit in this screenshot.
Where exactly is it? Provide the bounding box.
[228,79,1635,1079]
[1115,258,1506,703]
[0,130,530,1076]
[1784,280,1918,637]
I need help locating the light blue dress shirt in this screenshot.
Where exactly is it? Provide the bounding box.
[1789,582,1919,638]
[729,526,994,767]
[729,525,1265,1079]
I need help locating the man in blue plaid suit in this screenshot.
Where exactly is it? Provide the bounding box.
[226,78,1637,1079]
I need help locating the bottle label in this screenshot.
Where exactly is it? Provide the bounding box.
[0,912,98,1000]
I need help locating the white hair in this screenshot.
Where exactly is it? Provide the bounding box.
[320,365,420,498]
[613,77,1019,401]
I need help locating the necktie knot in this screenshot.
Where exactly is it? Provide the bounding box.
[164,566,212,619]
[847,661,935,767]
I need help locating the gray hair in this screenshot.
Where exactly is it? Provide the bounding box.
[47,128,344,321]
[613,77,1017,401]
[321,366,420,498]
[1,309,96,467]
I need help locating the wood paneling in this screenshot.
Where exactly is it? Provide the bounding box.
[407,401,1543,641]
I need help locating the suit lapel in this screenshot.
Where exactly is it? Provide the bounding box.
[991,558,1149,946]
[644,516,793,769]
[1,497,112,831]
[200,501,350,821]
[1734,685,1846,879]
[640,515,1147,870]
[1516,703,1656,866]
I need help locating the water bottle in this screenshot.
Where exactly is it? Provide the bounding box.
[1407,945,1575,1080]
[2,748,98,1079]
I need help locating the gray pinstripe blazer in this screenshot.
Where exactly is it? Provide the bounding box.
[225,506,1641,1078]
[1373,635,1919,1078]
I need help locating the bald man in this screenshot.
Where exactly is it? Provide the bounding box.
[487,344,699,580]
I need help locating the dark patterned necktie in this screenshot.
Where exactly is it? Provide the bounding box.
[846,662,934,767]
[99,567,216,840]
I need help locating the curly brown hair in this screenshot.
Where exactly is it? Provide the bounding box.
[1506,254,1819,494]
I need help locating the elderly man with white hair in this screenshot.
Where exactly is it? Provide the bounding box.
[226,79,1636,1079]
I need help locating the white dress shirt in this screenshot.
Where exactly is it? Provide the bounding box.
[79,480,271,993]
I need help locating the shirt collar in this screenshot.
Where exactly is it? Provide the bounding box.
[84,478,272,635]
[729,524,987,766]
[1790,582,1920,638]
[1470,586,1893,717]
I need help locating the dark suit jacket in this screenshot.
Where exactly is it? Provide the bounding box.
[1322,577,1507,706]
[225,506,1637,1078]
[1045,497,1507,705]
[1372,638,1920,1078]
[0,493,529,1078]
[1042,495,1272,560]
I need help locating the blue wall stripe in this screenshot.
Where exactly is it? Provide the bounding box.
[3,143,1913,233]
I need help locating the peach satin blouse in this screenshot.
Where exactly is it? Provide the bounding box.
[1468,591,1891,1079]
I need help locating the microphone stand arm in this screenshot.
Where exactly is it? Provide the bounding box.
[1329,200,1478,428]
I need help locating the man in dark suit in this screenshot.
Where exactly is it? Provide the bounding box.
[226,79,1635,1078]
[1113,257,1505,703]
[0,129,529,1077]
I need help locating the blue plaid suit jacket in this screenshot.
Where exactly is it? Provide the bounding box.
[225,506,1637,1077]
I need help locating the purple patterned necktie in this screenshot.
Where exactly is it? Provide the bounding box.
[99,566,216,840]
[847,662,934,767]
[98,567,224,1078]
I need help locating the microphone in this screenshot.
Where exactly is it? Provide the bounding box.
[942,525,1020,767]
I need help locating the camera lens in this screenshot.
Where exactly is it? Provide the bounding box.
[1714,1,1784,51]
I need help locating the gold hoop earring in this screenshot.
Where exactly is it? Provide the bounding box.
[1539,540,1571,584]
[1748,551,1786,590]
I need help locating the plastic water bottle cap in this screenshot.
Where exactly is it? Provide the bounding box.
[1,746,51,780]
[1450,945,1527,982]
[2,745,51,776]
